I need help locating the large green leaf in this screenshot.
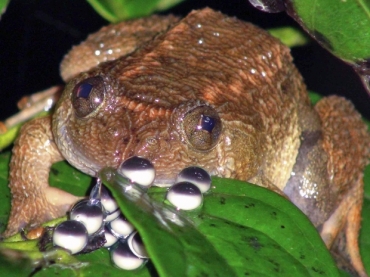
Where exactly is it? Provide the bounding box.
[286,0,370,95]
[287,0,370,63]
[100,168,339,276]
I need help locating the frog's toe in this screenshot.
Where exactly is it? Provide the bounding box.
[333,203,366,277]
[330,201,366,277]
[4,187,79,237]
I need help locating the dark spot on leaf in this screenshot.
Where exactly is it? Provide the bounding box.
[312,30,333,51]
[280,225,285,229]
[244,203,255,208]
[50,167,59,176]
[249,237,262,251]
[220,197,226,205]
[209,223,216,227]
[268,259,280,267]
[244,272,250,276]
[311,267,325,274]
[300,254,305,259]
[271,211,277,219]
[202,259,211,264]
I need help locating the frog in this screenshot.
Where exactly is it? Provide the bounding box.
[4,8,370,276]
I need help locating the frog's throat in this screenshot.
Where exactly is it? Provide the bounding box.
[55,118,101,177]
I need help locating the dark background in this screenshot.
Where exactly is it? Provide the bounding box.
[0,0,369,120]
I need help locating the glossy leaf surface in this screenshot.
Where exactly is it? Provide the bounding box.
[287,0,370,63]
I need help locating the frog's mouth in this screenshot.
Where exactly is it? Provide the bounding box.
[152,178,176,187]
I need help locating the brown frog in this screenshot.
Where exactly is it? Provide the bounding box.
[5,8,370,276]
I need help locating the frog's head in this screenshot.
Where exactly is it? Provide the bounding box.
[52,67,261,185]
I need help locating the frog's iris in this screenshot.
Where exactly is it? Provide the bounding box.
[72,76,105,117]
[182,105,221,151]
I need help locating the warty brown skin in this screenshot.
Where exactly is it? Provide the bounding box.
[5,8,370,276]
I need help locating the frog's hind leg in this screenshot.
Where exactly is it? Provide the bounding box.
[315,96,370,277]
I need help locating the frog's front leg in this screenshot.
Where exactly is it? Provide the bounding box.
[4,116,79,237]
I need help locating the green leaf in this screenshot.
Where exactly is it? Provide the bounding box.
[202,178,339,276]
[86,0,184,22]
[0,0,9,18]
[268,27,308,48]
[0,111,51,151]
[0,152,11,233]
[287,0,370,63]
[0,248,34,276]
[49,160,92,197]
[33,248,154,277]
[287,0,370,95]
[0,124,20,151]
[100,168,340,277]
[308,91,322,105]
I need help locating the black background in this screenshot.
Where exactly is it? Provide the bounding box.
[0,0,369,120]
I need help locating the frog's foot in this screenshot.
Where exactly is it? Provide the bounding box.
[320,177,366,277]
[315,96,370,277]
[4,187,80,237]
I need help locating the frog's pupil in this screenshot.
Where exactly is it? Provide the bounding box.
[199,115,215,132]
[77,83,93,99]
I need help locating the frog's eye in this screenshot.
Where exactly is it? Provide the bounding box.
[72,76,105,117]
[183,105,221,151]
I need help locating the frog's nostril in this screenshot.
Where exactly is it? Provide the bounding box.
[72,76,105,117]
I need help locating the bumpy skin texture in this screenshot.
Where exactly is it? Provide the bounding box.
[5,8,370,276]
